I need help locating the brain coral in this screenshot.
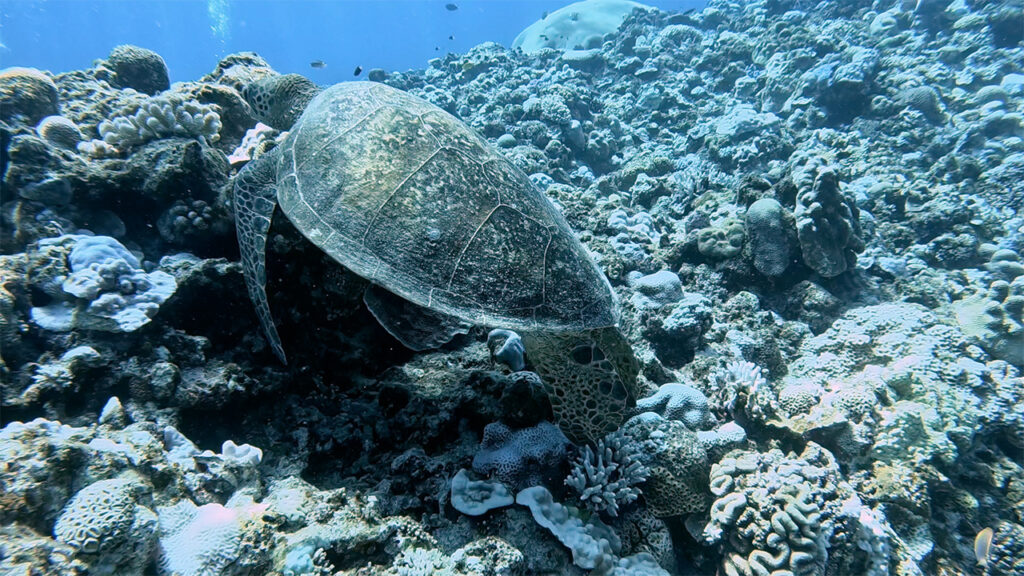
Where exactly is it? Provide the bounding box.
[156,496,272,576]
[36,115,84,150]
[703,443,896,576]
[54,478,157,576]
[0,67,59,125]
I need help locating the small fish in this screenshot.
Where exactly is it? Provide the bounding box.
[310,60,326,69]
[445,3,458,11]
[541,11,549,19]
[353,65,363,76]
[448,35,454,40]
[435,46,440,51]
[975,527,994,567]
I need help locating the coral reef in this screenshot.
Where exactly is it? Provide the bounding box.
[703,443,904,576]
[450,469,514,516]
[472,421,570,492]
[565,428,649,517]
[96,93,222,150]
[105,45,169,95]
[2,0,1023,573]
[54,478,157,576]
[28,235,177,333]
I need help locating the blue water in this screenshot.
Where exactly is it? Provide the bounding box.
[1,0,706,83]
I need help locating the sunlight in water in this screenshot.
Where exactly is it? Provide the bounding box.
[207,0,230,42]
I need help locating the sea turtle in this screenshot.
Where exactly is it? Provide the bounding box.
[234,77,638,443]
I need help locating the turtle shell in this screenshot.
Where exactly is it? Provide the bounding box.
[274,82,617,332]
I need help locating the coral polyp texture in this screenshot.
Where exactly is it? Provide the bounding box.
[53,478,157,576]
[96,93,222,150]
[565,428,649,517]
[1,0,1023,574]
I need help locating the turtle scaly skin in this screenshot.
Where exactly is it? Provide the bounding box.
[233,150,286,363]
[522,327,640,444]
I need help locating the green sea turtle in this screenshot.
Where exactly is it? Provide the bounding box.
[234,77,637,443]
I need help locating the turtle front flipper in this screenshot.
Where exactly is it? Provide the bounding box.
[363,284,472,351]
[522,327,640,444]
[233,148,288,364]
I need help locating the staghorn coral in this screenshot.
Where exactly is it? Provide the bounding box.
[708,359,771,420]
[565,428,649,517]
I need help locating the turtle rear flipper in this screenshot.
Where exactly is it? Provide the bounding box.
[363,284,471,351]
[234,148,288,364]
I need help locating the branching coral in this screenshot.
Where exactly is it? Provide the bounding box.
[97,93,221,150]
[565,429,649,517]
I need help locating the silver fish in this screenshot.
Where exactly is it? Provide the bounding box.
[975,526,994,567]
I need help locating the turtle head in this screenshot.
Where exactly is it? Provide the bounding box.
[242,73,320,131]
